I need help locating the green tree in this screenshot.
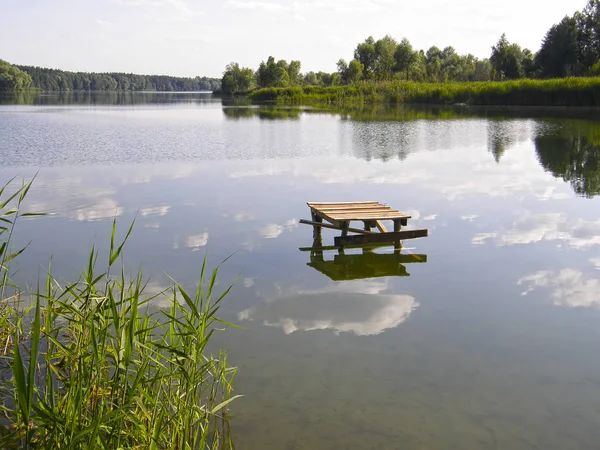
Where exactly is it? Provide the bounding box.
[336,59,349,83]
[347,59,364,83]
[409,50,427,82]
[354,36,376,79]
[256,57,290,88]
[221,62,256,94]
[580,0,600,67]
[0,60,33,91]
[338,58,364,84]
[536,16,579,77]
[472,59,492,81]
[394,38,417,80]
[425,46,444,82]
[303,71,319,85]
[329,72,342,86]
[288,60,302,85]
[490,34,525,79]
[374,35,398,80]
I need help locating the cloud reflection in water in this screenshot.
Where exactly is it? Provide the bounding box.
[238,279,418,336]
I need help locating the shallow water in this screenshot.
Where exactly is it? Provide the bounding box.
[1,92,600,449]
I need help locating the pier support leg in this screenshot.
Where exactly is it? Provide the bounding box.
[311,212,323,242]
[393,219,402,253]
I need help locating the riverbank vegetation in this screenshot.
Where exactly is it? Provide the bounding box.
[0,60,33,92]
[249,77,600,107]
[0,179,239,449]
[222,0,600,107]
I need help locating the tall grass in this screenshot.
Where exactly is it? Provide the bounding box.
[0,178,240,449]
[249,77,600,107]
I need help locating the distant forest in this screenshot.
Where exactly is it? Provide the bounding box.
[221,0,600,93]
[0,60,220,92]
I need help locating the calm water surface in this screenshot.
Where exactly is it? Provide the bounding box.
[1,92,600,449]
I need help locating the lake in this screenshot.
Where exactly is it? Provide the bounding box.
[1,92,600,449]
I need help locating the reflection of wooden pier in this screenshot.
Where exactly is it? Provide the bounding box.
[306,251,427,281]
[300,201,428,250]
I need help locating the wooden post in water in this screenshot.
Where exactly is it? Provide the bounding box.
[363,221,374,253]
[311,211,323,242]
[393,219,402,253]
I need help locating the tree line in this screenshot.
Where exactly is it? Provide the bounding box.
[16,65,221,92]
[222,0,600,93]
[0,60,221,92]
[0,59,33,91]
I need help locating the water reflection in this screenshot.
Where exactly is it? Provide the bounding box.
[222,106,302,120]
[535,121,600,198]
[237,279,418,336]
[472,213,600,248]
[519,267,600,308]
[4,93,600,449]
[307,250,427,281]
[487,120,532,163]
[0,91,216,106]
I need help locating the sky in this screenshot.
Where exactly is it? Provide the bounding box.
[0,0,581,78]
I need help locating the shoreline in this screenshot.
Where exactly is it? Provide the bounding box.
[247,78,600,108]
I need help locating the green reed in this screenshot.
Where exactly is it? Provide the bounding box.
[249,77,600,107]
[0,178,240,449]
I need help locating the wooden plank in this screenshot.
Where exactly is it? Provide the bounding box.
[375,220,388,233]
[299,219,374,235]
[300,243,391,251]
[335,229,428,246]
[309,204,384,211]
[315,206,394,213]
[308,201,379,206]
[317,208,395,216]
[326,212,411,220]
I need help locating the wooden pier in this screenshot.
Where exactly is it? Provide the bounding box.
[300,201,428,250]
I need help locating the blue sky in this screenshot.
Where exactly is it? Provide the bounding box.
[0,0,579,77]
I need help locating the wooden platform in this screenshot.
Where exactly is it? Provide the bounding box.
[301,201,428,248]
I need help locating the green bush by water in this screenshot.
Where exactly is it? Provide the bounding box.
[0,178,240,449]
[249,78,600,107]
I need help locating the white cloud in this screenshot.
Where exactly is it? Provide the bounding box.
[244,278,255,288]
[258,219,297,239]
[518,269,600,308]
[473,214,600,249]
[238,279,418,336]
[140,206,170,217]
[592,258,600,270]
[472,232,496,245]
[404,209,421,220]
[144,222,160,229]
[114,0,195,21]
[227,0,285,11]
[95,19,111,25]
[259,223,284,239]
[234,212,255,222]
[461,215,478,222]
[72,198,123,222]
[186,231,209,250]
[423,214,437,221]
